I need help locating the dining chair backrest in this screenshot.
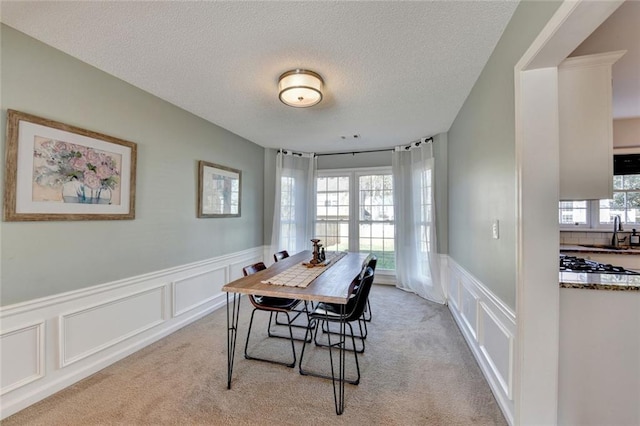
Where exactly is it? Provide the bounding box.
[358,254,377,280]
[273,250,290,263]
[345,267,374,322]
[243,262,267,277]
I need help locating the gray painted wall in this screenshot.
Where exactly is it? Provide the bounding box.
[447,0,561,309]
[0,25,265,305]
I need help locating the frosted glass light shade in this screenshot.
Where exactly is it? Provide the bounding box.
[278,69,324,107]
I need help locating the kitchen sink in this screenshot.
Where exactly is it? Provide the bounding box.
[579,244,629,251]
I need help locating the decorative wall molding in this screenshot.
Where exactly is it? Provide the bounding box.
[172,266,227,317]
[59,285,166,368]
[446,256,516,426]
[0,321,45,395]
[0,245,264,420]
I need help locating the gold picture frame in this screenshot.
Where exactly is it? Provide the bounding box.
[3,109,137,221]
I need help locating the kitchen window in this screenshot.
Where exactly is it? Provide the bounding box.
[559,173,640,229]
[315,168,395,270]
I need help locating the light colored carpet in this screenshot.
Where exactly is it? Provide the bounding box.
[2,285,507,425]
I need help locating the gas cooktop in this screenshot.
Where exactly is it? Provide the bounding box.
[559,255,640,275]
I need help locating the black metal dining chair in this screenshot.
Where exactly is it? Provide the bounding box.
[242,262,300,368]
[298,266,375,385]
[360,253,377,322]
[273,250,290,263]
[272,250,317,334]
[319,253,377,342]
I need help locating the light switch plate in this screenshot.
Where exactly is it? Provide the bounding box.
[492,219,499,239]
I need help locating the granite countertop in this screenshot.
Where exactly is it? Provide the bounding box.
[559,271,640,291]
[560,244,640,255]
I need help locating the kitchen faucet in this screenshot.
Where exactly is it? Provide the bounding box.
[611,215,625,247]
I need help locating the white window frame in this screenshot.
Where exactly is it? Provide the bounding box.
[317,166,395,271]
[560,197,640,231]
[559,200,592,230]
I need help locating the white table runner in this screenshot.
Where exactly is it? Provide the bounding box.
[261,252,347,288]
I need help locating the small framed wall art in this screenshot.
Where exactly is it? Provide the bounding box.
[3,109,137,221]
[197,160,241,218]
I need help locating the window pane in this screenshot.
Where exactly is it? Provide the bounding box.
[359,238,371,251]
[327,177,338,191]
[358,173,395,269]
[316,175,350,252]
[597,174,640,226]
[613,175,623,190]
[623,175,640,190]
[559,200,587,225]
[625,192,640,224]
[338,176,349,191]
[317,177,327,191]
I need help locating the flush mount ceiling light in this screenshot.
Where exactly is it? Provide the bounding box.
[278,69,324,108]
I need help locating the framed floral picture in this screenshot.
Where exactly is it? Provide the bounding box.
[197,161,241,218]
[3,110,137,221]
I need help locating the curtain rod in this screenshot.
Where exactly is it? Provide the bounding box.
[279,137,434,158]
[316,148,393,157]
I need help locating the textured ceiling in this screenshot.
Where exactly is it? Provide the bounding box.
[0,1,519,153]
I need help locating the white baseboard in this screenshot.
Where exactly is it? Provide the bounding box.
[0,246,264,420]
[446,257,516,426]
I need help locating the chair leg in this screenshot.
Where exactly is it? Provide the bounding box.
[319,321,366,351]
[327,318,360,388]
[245,309,296,368]
[358,316,368,339]
[299,317,360,384]
[363,299,372,322]
[271,302,315,340]
[268,305,313,343]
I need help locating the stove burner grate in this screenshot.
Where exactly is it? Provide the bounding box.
[560,255,640,275]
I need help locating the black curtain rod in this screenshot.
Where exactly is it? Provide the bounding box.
[316,148,393,157]
[278,137,434,158]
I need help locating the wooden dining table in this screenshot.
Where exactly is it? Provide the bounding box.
[221,250,366,415]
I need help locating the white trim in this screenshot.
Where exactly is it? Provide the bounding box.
[0,321,46,395]
[514,1,623,424]
[171,266,228,317]
[58,285,166,368]
[559,50,626,69]
[478,301,514,400]
[0,245,263,420]
[447,256,515,425]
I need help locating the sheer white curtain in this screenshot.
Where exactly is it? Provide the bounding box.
[271,151,317,256]
[392,143,444,303]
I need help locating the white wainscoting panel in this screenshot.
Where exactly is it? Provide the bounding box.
[447,257,516,426]
[478,302,513,399]
[172,266,227,317]
[0,245,264,420]
[460,283,479,340]
[59,286,166,367]
[0,322,45,395]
